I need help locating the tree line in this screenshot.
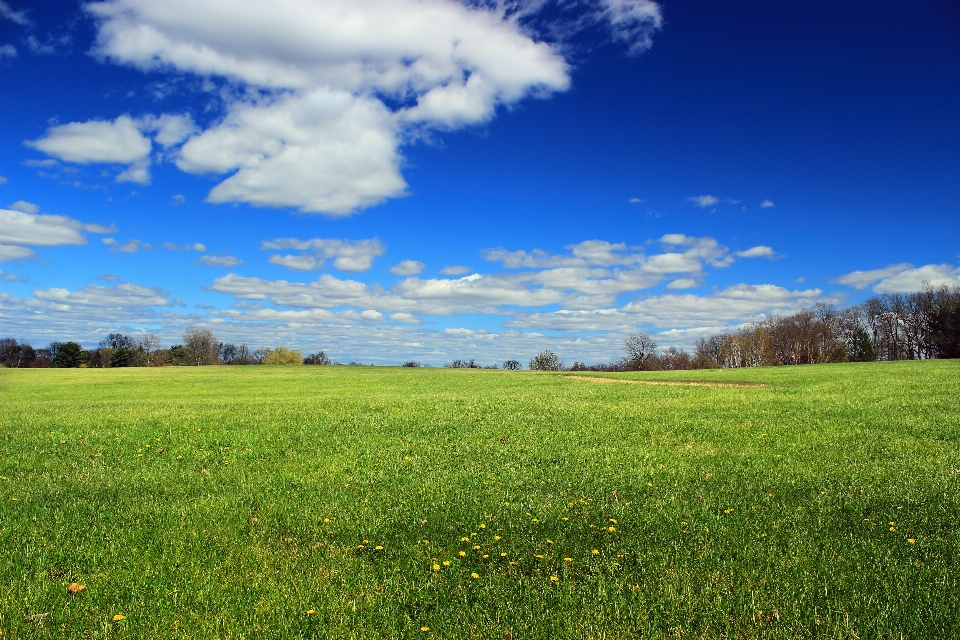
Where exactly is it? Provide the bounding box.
[2,285,957,370]
[0,328,332,369]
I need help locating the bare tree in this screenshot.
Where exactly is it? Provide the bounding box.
[182,328,220,365]
[137,333,161,366]
[529,350,562,371]
[502,359,522,370]
[623,333,657,370]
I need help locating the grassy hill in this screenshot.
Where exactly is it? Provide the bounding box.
[1,361,957,638]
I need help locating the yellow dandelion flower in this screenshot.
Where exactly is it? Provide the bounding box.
[608,527,616,533]
[889,522,896,526]
[501,552,507,557]
[357,545,365,550]
[609,519,617,524]
[113,614,125,622]
[375,545,384,551]
[592,549,600,556]
[306,610,315,615]
[908,539,916,544]
[461,537,470,542]
[473,545,481,550]
[564,557,572,563]
[509,561,517,566]
[724,509,733,514]
[421,626,430,632]
[890,527,896,532]
[561,517,568,521]
[532,518,539,523]
[459,551,466,557]
[546,539,554,545]
[479,524,486,529]
[323,518,331,524]
[494,535,501,541]
[363,540,369,544]
[471,572,479,579]
[432,564,441,571]
[482,554,489,559]
[647,482,653,487]
[550,576,559,582]
[443,560,451,566]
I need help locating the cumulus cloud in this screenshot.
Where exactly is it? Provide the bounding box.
[171,193,185,206]
[114,239,151,253]
[261,237,385,272]
[390,260,425,276]
[0,207,115,260]
[689,195,719,208]
[0,174,7,184]
[80,0,659,215]
[440,265,472,275]
[835,263,960,294]
[198,254,243,267]
[7,200,39,214]
[735,245,776,259]
[760,199,775,208]
[0,43,15,58]
[25,113,197,185]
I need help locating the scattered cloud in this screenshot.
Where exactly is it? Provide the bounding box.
[689,195,719,208]
[163,241,206,251]
[261,237,385,272]
[0,1,28,25]
[0,207,115,261]
[735,245,776,259]
[833,263,913,290]
[198,254,243,267]
[836,262,960,294]
[390,260,425,276]
[0,43,15,59]
[760,199,775,208]
[7,200,39,214]
[629,197,644,203]
[80,0,661,216]
[25,113,197,185]
[171,193,185,206]
[666,278,699,289]
[114,239,151,253]
[0,174,7,184]
[0,268,27,282]
[440,265,471,275]
[25,32,73,56]
[97,274,120,281]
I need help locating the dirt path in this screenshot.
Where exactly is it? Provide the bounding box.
[562,375,767,388]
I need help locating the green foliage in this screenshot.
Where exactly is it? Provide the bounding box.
[848,326,878,362]
[109,347,136,368]
[51,341,86,368]
[262,346,304,365]
[0,362,958,638]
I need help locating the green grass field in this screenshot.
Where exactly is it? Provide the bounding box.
[1,361,958,638]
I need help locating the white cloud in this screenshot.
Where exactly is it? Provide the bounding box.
[0,174,7,184]
[838,263,960,294]
[629,197,644,203]
[390,260,425,276]
[192,243,206,252]
[7,200,39,214]
[833,263,913,290]
[0,208,114,258]
[114,239,151,253]
[0,245,35,261]
[25,113,198,185]
[0,1,27,25]
[735,245,776,259]
[689,195,719,208]
[760,199,775,208]
[199,254,243,267]
[440,265,471,275]
[82,0,659,215]
[390,312,421,324]
[261,237,385,272]
[171,193,185,206]
[0,43,15,58]
[26,114,151,165]
[666,278,698,289]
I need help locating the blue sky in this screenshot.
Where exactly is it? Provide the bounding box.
[1,0,958,365]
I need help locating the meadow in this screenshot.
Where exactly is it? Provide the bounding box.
[0,361,957,639]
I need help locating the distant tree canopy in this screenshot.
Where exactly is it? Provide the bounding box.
[529,350,562,371]
[52,342,86,368]
[304,351,332,365]
[262,347,304,365]
[502,359,522,370]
